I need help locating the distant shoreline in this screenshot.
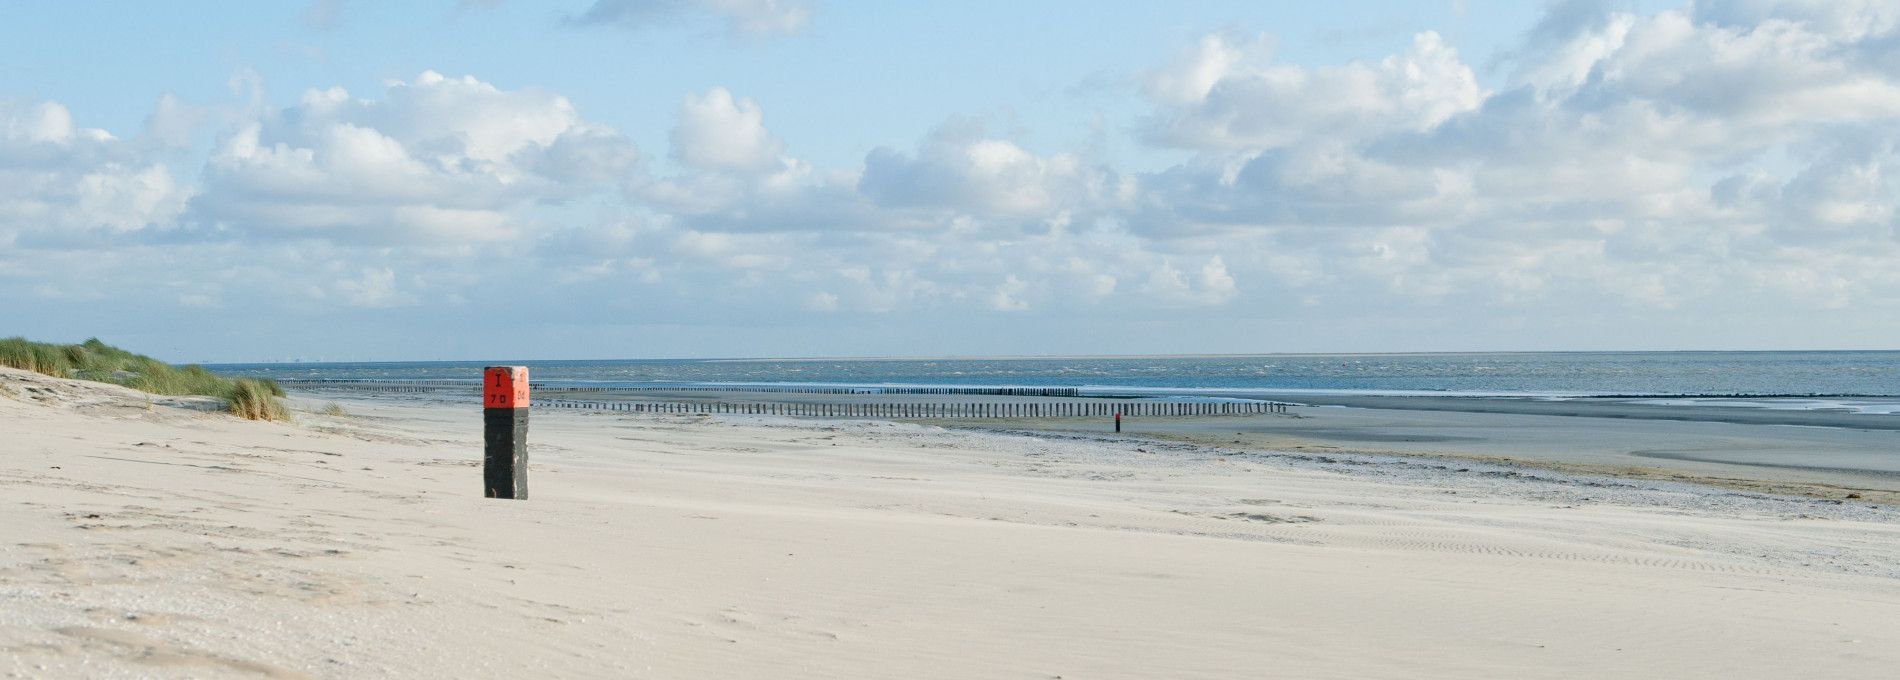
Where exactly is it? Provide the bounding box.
[205,347,1900,366]
[1182,392,1900,430]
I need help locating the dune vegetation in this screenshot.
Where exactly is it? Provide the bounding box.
[0,337,287,420]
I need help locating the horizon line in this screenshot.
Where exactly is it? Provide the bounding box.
[200,347,1900,366]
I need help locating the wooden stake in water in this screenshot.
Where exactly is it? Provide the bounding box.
[483,366,530,500]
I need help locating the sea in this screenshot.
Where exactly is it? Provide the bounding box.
[208,351,1900,414]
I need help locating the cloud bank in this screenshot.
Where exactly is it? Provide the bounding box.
[6,1,1899,357]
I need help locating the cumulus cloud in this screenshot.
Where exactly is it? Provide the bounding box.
[1140,31,1484,150]
[335,267,414,307]
[188,71,636,244]
[989,275,1031,311]
[1128,2,1900,315]
[1140,256,1238,306]
[0,100,191,248]
[671,87,783,172]
[859,118,1131,219]
[646,107,1132,237]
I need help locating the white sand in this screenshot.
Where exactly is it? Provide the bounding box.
[3,366,1898,678]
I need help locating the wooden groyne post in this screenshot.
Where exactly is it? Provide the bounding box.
[483,366,530,500]
[528,395,1295,421]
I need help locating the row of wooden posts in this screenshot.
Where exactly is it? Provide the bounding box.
[282,379,1085,398]
[542,399,1290,418]
[553,385,1084,397]
[280,381,461,393]
[281,379,469,387]
[477,365,1300,503]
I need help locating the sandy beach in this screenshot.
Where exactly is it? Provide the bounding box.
[4,366,1900,678]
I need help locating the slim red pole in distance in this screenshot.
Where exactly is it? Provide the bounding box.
[483,366,530,499]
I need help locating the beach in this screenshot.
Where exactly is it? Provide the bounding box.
[4,365,1900,678]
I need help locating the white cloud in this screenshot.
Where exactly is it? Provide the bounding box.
[859,118,1129,219]
[989,275,1030,311]
[0,100,191,247]
[1141,31,1484,150]
[1139,256,1237,306]
[188,72,635,244]
[335,267,414,307]
[647,110,1132,236]
[1142,32,1255,105]
[1198,256,1237,301]
[1583,9,1900,127]
[140,94,210,151]
[1127,3,1900,316]
[4,101,82,143]
[671,87,783,172]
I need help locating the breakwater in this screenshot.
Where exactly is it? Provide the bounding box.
[538,399,1289,418]
[277,379,1293,418]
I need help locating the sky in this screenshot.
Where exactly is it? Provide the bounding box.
[3,0,1898,362]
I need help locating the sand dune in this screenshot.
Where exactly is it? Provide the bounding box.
[2,366,1897,678]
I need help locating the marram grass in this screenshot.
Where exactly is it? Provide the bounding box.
[227,378,290,421]
[0,337,288,421]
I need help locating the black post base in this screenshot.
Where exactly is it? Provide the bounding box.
[484,408,529,499]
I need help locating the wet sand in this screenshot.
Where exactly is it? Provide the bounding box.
[951,403,1900,504]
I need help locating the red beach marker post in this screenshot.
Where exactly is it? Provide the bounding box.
[483,366,530,499]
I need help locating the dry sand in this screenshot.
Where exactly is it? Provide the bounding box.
[3,366,1899,678]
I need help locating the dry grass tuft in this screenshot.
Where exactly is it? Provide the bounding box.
[1,337,288,420]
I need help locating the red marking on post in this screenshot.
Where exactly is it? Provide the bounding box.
[484,366,530,408]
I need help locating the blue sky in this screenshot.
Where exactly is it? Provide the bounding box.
[4,1,1897,362]
[3,1,1548,169]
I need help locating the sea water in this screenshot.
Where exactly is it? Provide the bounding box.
[210,351,1900,400]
